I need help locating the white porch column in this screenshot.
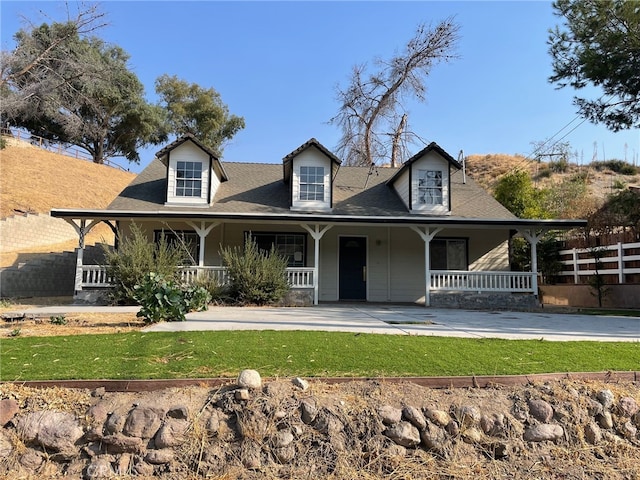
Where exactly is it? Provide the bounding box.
[301,224,333,305]
[520,229,546,296]
[64,219,101,293]
[187,221,219,268]
[410,226,442,307]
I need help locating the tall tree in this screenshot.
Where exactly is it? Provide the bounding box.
[155,75,245,157]
[1,9,166,164]
[330,19,460,166]
[548,0,640,131]
[493,170,551,219]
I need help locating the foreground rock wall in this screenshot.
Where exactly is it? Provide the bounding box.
[0,372,639,479]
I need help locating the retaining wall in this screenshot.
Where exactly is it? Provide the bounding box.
[0,213,77,253]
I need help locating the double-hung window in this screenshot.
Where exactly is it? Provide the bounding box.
[154,230,199,265]
[299,166,324,201]
[418,170,443,205]
[175,161,202,197]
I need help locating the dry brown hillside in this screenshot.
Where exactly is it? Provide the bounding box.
[0,137,135,219]
[465,153,640,218]
[0,137,135,267]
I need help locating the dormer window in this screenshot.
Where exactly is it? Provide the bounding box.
[300,166,325,201]
[418,170,443,205]
[176,161,202,197]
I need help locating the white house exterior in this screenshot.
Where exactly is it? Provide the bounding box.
[52,134,586,308]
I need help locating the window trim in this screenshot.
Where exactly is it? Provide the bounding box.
[418,169,444,205]
[299,165,325,202]
[175,160,203,198]
[245,231,307,267]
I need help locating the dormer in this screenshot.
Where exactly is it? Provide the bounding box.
[156,134,228,207]
[282,138,341,213]
[387,142,462,215]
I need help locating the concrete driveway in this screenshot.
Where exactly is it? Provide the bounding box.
[140,304,640,342]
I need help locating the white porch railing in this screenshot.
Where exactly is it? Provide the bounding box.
[430,270,535,293]
[81,265,113,288]
[79,266,316,289]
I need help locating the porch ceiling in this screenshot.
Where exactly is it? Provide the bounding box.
[50,208,587,231]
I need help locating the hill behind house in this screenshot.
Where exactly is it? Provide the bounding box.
[0,137,136,266]
[0,137,135,219]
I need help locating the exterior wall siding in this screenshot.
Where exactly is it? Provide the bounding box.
[290,147,332,212]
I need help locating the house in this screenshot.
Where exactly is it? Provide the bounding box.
[52,134,586,308]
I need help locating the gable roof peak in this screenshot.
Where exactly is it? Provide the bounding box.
[282,138,341,165]
[155,133,220,162]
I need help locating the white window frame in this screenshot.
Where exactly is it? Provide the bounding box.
[175,161,203,198]
[299,166,325,202]
[418,169,443,205]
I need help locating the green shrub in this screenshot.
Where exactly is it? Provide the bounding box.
[191,273,229,304]
[549,158,568,173]
[49,315,67,325]
[591,160,638,175]
[103,223,187,305]
[133,272,188,323]
[536,167,552,179]
[221,238,290,305]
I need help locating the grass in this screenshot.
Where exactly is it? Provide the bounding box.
[1,330,638,381]
[577,308,640,317]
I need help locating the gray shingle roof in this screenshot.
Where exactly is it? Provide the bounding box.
[108,158,516,220]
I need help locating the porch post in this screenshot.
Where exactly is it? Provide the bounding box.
[63,219,101,294]
[520,229,546,297]
[410,226,442,307]
[301,224,333,305]
[186,221,219,268]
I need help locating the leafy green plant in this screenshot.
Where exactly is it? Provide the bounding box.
[591,160,638,175]
[191,273,229,304]
[9,328,21,337]
[103,223,187,305]
[183,284,212,312]
[0,298,13,308]
[588,247,610,308]
[221,238,290,305]
[49,315,67,325]
[133,272,188,323]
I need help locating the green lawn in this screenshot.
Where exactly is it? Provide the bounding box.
[1,331,638,381]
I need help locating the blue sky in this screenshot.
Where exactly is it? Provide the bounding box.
[2,1,639,174]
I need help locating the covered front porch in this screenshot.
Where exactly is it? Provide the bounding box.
[52,210,585,308]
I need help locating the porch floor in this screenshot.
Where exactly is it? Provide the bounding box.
[16,303,638,342]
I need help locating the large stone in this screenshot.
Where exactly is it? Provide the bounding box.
[102,434,144,454]
[620,421,638,440]
[402,406,426,430]
[145,448,174,465]
[617,397,639,418]
[523,424,564,442]
[480,413,506,437]
[379,405,402,426]
[273,445,296,464]
[85,457,113,480]
[528,399,554,423]
[0,430,13,458]
[596,390,615,410]
[105,412,126,435]
[292,377,309,391]
[272,430,294,448]
[420,424,447,451]
[462,427,483,444]
[424,408,451,428]
[16,410,83,453]
[584,422,602,445]
[19,450,44,471]
[123,407,162,438]
[454,405,481,428]
[597,411,614,430]
[299,398,318,425]
[0,399,19,426]
[154,418,189,448]
[206,411,221,435]
[237,369,262,390]
[384,421,421,448]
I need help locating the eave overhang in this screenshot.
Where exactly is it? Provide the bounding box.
[51,208,587,231]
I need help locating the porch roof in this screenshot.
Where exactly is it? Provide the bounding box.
[50,207,586,231]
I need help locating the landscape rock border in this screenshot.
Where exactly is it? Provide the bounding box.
[0,370,639,479]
